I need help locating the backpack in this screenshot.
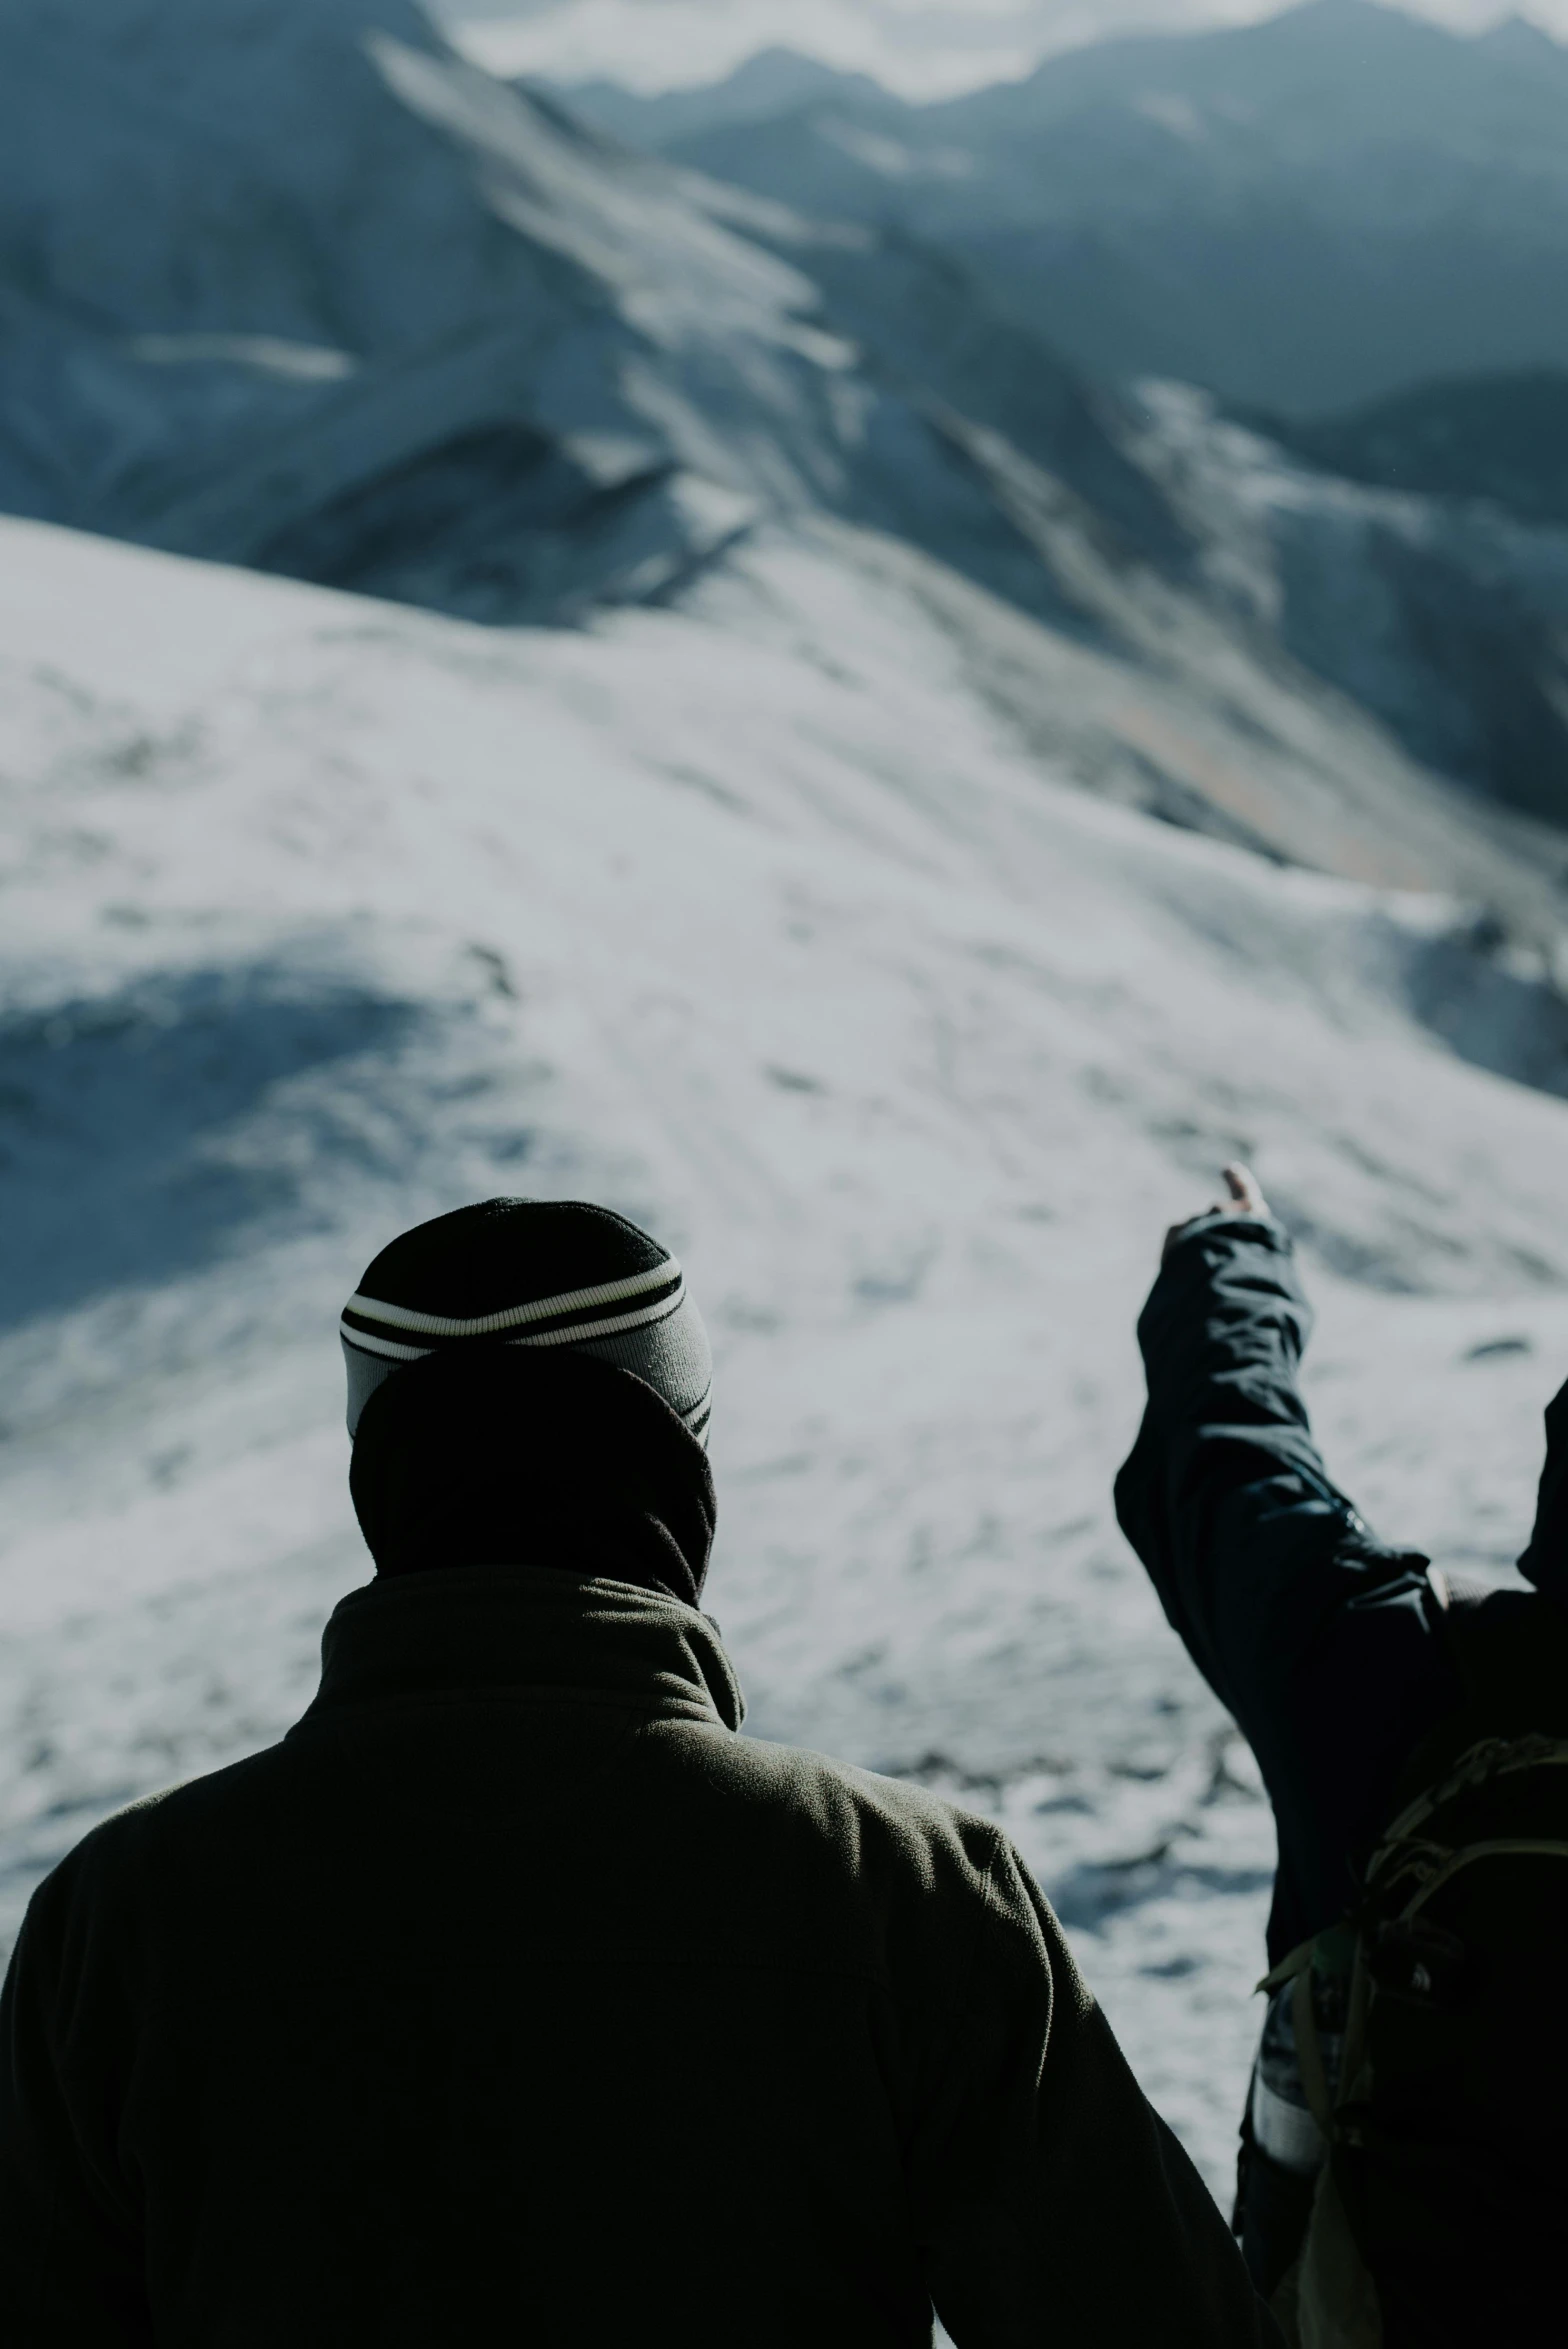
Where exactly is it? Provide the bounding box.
[1263,1728,1568,2347]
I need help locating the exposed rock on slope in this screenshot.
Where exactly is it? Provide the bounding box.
[1249,370,1568,532]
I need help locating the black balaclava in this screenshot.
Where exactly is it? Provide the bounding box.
[343,1201,716,1608]
[1518,1373,1568,1615]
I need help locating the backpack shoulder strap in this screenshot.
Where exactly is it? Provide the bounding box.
[1364,1732,1568,1923]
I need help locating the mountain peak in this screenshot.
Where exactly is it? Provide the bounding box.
[702,46,886,109]
[546,43,894,151]
[1480,11,1568,62]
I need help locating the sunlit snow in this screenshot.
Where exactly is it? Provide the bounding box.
[2,507,1564,2200]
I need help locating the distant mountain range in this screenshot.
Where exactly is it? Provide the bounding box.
[551,1,1568,418]
[556,46,892,150]
[8,0,1568,888]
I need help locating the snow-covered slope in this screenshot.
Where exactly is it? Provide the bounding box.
[14,0,1568,852]
[5,509,1568,2189]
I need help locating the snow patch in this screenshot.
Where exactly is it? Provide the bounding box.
[127,336,359,383]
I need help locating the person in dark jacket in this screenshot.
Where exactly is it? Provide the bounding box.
[0,1197,1276,2347]
[1115,1165,1568,2328]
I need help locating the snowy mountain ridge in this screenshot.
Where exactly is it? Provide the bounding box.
[5,505,1568,2192]
[0,0,859,604]
[11,0,1568,862]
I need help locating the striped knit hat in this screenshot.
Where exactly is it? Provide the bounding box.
[341,1200,712,1445]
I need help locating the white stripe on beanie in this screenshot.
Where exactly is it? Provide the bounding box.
[342,1258,681,1340]
[341,1206,712,1445]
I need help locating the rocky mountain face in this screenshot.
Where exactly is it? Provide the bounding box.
[0,0,833,619]
[0,0,1170,636]
[6,0,1568,891]
[1251,370,1568,532]
[557,2,1568,416]
[1118,384,1568,832]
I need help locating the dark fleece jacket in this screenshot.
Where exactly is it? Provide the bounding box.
[1115,1213,1568,1962]
[0,1568,1279,2346]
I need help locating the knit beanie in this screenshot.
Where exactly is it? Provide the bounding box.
[340,1199,712,1444]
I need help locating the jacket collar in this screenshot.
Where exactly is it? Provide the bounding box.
[298,1564,745,1733]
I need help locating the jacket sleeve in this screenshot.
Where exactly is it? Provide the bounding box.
[0,1880,153,2346]
[1112,1212,1450,1954]
[915,1827,1282,2347]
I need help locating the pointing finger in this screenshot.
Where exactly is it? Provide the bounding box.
[1220,1161,1266,1215]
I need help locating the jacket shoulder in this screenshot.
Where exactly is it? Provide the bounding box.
[664,1724,1015,1897]
[20,1736,304,1937]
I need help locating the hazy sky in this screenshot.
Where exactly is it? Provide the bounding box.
[443,0,1564,98]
